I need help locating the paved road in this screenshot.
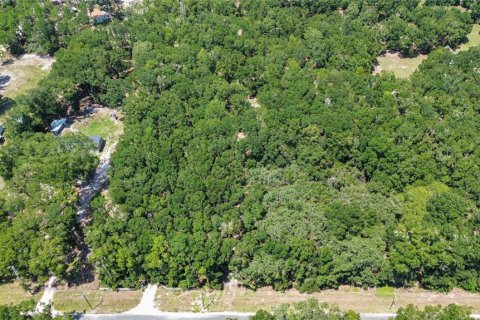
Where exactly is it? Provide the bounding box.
[79,312,393,320]
[74,310,480,320]
[361,314,395,320]
[81,313,252,320]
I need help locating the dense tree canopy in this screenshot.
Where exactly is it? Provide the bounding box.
[396,304,472,320]
[1,0,480,295]
[0,134,97,283]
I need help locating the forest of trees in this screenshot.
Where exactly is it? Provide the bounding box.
[0,0,127,56]
[1,0,480,297]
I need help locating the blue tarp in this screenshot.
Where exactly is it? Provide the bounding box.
[50,118,67,136]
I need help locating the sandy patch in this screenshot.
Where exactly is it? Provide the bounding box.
[0,54,54,98]
[247,96,260,109]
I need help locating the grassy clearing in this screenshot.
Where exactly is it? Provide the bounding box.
[374,52,427,79]
[457,24,480,52]
[77,116,117,140]
[0,282,42,306]
[375,287,395,298]
[156,288,204,312]
[155,285,480,314]
[0,54,53,121]
[53,289,142,314]
[64,108,124,158]
[0,55,52,99]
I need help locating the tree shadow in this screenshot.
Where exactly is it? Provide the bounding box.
[65,243,96,287]
[0,97,15,116]
[1,58,14,66]
[0,73,11,91]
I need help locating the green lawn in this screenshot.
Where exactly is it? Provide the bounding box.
[0,282,42,306]
[375,287,395,298]
[457,24,480,52]
[77,117,117,140]
[374,53,427,79]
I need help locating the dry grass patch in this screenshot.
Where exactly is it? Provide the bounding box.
[0,54,53,98]
[53,289,142,314]
[155,285,480,314]
[0,282,42,306]
[374,52,427,79]
[156,287,204,312]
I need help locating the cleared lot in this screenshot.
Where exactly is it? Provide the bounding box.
[53,289,142,314]
[0,282,42,306]
[155,285,480,314]
[373,52,427,79]
[0,54,53,98]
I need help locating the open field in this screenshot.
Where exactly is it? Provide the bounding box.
[456,24,480,52]
[53,289,142,313]
[155,284,480,314]
[0,54,53,98]
[373,52,427,79]
[76,115,118,140]
[0,282,42,306]
[0,54,53,120]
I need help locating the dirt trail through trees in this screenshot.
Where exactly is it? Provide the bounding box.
[74,111,123,284]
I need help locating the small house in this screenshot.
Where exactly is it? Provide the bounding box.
[50,118,67,136]
[89,135,106,152]
[89,5,111,24]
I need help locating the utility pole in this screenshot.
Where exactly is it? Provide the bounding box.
[8,265,33,295]
[389,292,397,310]
[100,258,114,281]
[8,265,20,280]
